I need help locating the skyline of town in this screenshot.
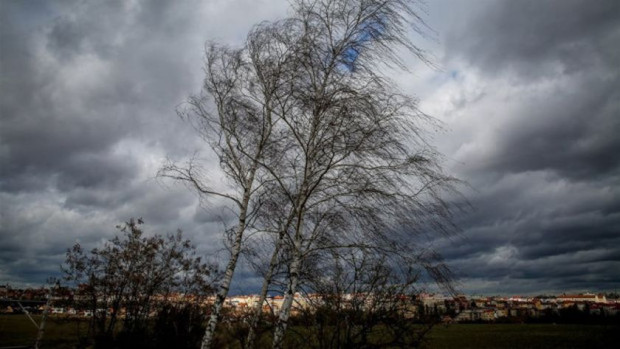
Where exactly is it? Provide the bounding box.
[3,284,619,324]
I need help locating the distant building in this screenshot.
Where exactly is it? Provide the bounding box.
[557,293,606,303]
[454,309,494,322]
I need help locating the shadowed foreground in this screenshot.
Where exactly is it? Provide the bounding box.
[422,323,619,349]
[1,315,618,349]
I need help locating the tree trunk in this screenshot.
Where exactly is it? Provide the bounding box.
[201,182,254,349]
[272,240,302,349]
[34,289,52,349]
[245,231,285,348]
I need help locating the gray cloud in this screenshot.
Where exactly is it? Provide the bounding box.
[422,0,620,294]
[446,0,620,79]
[0,0,288,289]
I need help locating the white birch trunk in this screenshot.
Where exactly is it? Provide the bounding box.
[34,288,52,349]
[245,231,284,348]
[272,239,303,349]
[200,182,254,349]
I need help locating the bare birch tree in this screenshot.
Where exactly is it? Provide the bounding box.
[233,1,461,347]
[165,1,461,347]
[62,219,216,345]
[159,19,301,348]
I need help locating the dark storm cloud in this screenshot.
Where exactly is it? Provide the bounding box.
[2,4,143,193]
[0,0,291,288]
[1,0,618,296]
[443,0,620,179]
[474,75,620,180]
[425,0,620,294]
[446,0,620,78]
[0,1,216,286]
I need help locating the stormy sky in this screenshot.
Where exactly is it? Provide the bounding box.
[1,0,619,295]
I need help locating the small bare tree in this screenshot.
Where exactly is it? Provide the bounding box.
[297,248,445,348]
[62,218,215,344]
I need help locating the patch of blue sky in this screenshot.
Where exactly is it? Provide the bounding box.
[336,17,386,72]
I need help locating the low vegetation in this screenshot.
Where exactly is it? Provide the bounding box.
[2,315,618,349]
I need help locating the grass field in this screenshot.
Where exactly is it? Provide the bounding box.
[0,315,89,349]
[422,323,620,349]
[1,315,618,348]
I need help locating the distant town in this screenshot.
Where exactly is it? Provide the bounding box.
[2,284,619,323]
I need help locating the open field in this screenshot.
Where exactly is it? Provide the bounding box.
[0,315,89,349]
[1,315,619,348]
[423,323,620,349]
